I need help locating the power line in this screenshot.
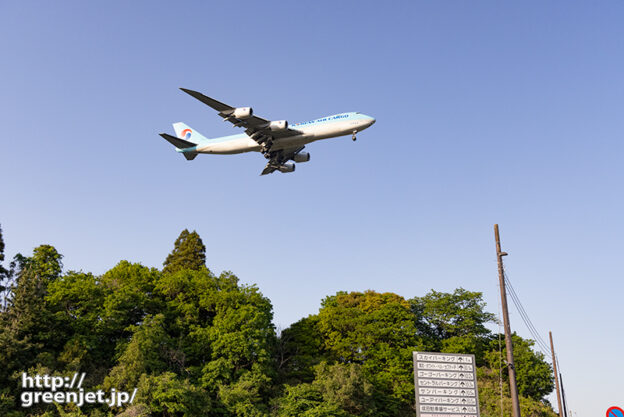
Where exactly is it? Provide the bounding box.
[503,272,550,352]
[502,271,551,357]
[505,277,550,356]
[504,273,548,349]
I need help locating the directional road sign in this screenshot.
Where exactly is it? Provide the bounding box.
[414,352,481,417]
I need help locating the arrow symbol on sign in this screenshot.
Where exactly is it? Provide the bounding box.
[460,382,465,386]
[463,407,468,411]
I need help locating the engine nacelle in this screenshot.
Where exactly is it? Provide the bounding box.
[233,107,253,119]
[293,151,310,163]
[269,120,288,131]
[278,162,295,173]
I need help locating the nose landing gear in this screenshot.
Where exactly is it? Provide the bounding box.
[352,130,357,141]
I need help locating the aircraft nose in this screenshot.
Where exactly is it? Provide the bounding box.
[368,117,376,126]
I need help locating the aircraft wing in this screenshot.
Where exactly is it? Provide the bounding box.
[180,88,302,148]
[261,146,305,176]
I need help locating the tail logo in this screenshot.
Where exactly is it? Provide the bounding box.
[180,129,192,140]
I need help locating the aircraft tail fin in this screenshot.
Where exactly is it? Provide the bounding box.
[172,122,209,145]
[159,122,210,161]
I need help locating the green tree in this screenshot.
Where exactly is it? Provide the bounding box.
[410,288,496,361]
[0,224,11,311]
[319,291,422,412]
[46,271,107,374]
[163,229,206,274]
[477,366,557,417]
[104,314,175,390]
[276,382,349,417]
[283,291,422,416]
[0,245,64,415]
[12,244,63,283]
[100,267,277,416]
[134,372,212,416]
[0,224,7,282]
[484,334,554,401]
[310,362,377,416]
[156,269,276,385]
[99,261,163,341]
[276,362,376,417]
[278,315,324,383]
[0,226,559,417]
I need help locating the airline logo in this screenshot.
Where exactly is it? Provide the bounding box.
[180,129,192,140]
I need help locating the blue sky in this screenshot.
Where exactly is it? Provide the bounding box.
[1,1,622,415]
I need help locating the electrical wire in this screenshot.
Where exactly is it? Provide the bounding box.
[505,280,551,356]
[502,271,552,357]
[498,258,571,413]
[505,275,549,352]
[503,271,550,353]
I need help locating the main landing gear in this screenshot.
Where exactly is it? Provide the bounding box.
[260,139,274,154]
[352,130,357,141]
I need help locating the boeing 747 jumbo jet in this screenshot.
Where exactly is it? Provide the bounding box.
[159,88,376,175]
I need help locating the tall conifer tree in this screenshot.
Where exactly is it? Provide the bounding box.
[163,229,206,274]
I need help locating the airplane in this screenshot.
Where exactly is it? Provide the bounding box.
[159,88,376,175]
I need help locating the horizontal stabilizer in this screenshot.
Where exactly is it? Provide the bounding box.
[159,133,198,161]
[159,133,195,149]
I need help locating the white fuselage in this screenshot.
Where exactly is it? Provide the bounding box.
[194,112,375,155]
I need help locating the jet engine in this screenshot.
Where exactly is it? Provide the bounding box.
[269,120,288,131]
[278,162,295,173]
[293,151,310,162]
[233,107,253,119]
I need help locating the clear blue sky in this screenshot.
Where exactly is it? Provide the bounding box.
[1,1,622,415]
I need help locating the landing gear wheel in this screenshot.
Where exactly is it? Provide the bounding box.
[352,130,357,141]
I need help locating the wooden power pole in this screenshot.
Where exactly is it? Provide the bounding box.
[550,331,564,417]
[494,224,522,417]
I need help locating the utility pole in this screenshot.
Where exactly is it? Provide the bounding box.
[560,372,569,417]
[494,224,521,417]
[549,331,563,417]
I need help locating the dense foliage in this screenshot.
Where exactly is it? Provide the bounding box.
[0,226,556,417]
